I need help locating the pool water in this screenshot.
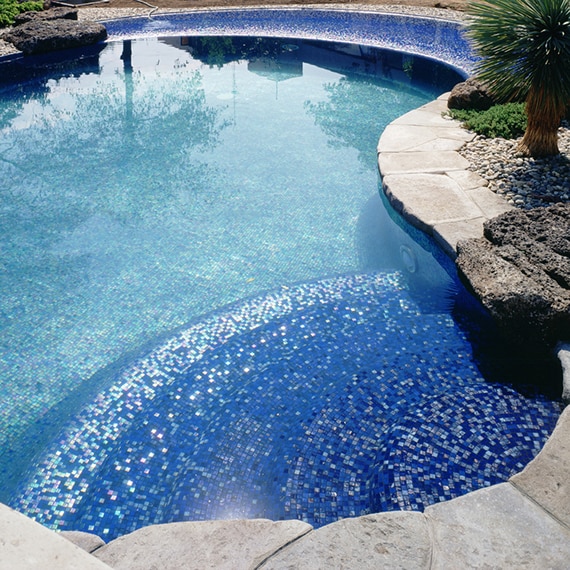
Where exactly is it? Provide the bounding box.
[0,35,561,539]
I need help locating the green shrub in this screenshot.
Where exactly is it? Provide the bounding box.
[448,102,527,139]
[0,0,43,28]
[467,0,570,156]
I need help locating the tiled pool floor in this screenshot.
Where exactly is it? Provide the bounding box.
[12,271,561,540]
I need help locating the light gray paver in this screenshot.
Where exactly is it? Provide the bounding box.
[61,530,106,553]
[426,483,570,569]
[510,406,570,529]
[432,217,487,257]
[0,503,113,570]
[93,519,312,570]
[446,168,488,190]
[378,150,470,175]
[377,95,515,259]
[464,186,514,218]
[259,512,431,569]
[389,98,456,127]
[378,124,473,153]
[383,172,483,232]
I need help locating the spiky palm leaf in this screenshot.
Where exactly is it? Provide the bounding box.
[467,0,570,156]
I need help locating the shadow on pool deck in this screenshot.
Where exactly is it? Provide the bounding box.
[1,95,569,570]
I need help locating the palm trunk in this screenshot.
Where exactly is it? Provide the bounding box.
[518,85,563,157]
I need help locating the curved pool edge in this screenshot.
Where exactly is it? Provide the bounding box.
[1,8,568,568]
[105,7,475,77]
[2,406,569,568]
[1,6,476,78]
[377,93,513,259]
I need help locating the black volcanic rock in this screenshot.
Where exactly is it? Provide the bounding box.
[448,78,495,111]
[456,203,570,351]
[5,18,106,55]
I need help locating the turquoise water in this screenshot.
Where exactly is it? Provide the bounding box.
[0,37,453,486]
[0,36,560,535]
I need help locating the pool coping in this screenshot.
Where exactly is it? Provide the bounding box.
[1,8,569,568]
[378,93,514,259]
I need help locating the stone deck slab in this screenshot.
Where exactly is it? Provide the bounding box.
[259,512,431,569]
[383,172,484,232]
[0,503,113,570]
[427,482,570,569]
[378,124,473,153]
[510,406,570,528]
[378,94,517,256]
[93,519,312,570]
[378,149,470,175]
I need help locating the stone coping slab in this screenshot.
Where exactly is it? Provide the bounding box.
[378,93,514,258]
[258,512,432,569]
[92,519,312,570]
[426,482,570,569]
[382,172,484,232]
[510,405,570,529]
[0,503,113,570]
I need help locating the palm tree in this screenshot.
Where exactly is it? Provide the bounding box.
[467,0,570,156]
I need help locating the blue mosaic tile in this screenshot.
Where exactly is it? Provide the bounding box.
[10,273,562,539]
[101,9,477,76]
[0,9,560,542]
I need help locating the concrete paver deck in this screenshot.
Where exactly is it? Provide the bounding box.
[379,94,513,258]
[0,503,113,570]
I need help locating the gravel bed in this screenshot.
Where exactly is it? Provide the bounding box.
[0,36,18,57]
[459,125,570,209]
[76,4,466,21]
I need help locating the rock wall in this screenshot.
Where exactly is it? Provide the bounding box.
[4,9,106,56]
[456,203,570,351]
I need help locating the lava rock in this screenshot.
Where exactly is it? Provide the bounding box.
[455,203,570,351]
[4,18,106,56]
[447,78,495,111]
[13,6,78,26]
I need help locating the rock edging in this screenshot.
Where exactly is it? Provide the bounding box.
[456,203,570,351]
[4,8,106,56]
[378,93,570,355]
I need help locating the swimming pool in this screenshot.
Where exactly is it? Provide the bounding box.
[0,10,561,540]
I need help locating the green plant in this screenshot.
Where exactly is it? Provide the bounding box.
[0,0,43,27]
[467,0,570,156]
[448,102,527,138]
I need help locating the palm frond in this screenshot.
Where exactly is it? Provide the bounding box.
[467,0,570,104]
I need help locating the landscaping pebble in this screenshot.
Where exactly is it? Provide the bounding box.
[459,125,570,209]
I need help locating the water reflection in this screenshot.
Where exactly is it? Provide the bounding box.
[0,35,464,503]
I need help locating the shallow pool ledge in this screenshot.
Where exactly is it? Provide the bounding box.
[378,93,513,259]
[2,407,569,568]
